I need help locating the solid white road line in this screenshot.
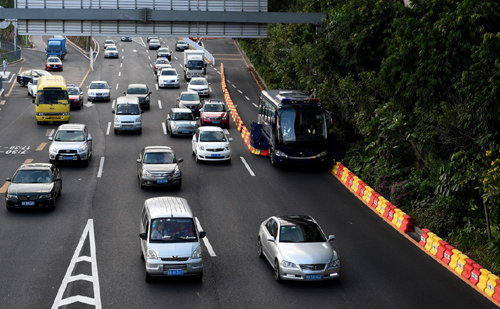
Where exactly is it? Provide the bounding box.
[245,96,250,100]
[162,122,167,135]
[111,99,116,109]
[252,103,258,108]
[8,74,15,83]
[240,157,256,176]
[155,84,158,91]
[158,100,162,109]
[97,157,105,178]
[106,122,111,135]
[213,67,217,71]
[194,217,216,257]
[115,84,119,90]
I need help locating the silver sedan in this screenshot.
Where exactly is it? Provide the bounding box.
[258,215,341,282]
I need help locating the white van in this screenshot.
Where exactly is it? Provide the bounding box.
[139,197,205,282]
[112,96,143,134]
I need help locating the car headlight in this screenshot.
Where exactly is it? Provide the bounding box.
[143,170,151,177]
[39,193,53,199]
[6,194,18,199]
[224,144,230,151]
[282,260,298,269]
[275,150,288,158]
[191,245,202,259]
[199,145,205,151]
[135,117,142,123]
[204,117,210,121]
[37,112,45,116]
[115,117,120,123]
[173,165,181,177]
[145,96,150,102]
[62,112,70,116]
[78,144,88,152]
[89,92,95,96]
[318,150,328,157]
[222,114,228,120]
[328,257,341,268]
[171,123,177,129]
[147,247,159,259]
[49,146,58,154]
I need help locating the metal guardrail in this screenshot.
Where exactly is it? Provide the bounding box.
[0,41,21,63]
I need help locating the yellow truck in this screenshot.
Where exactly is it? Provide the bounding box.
[33,75,70,124]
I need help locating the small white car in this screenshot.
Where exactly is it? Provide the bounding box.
[48,123,93,166]
[192,126,232,163]
[27,77,39,97]
[158,68,180,88]
[87,81,111,102]
[187,77,210,96]
[104,45,119,58]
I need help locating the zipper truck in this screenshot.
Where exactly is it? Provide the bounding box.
[46,38,67,60]
[183,50,206,81]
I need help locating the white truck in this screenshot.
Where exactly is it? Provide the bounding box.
[183,50,206,81]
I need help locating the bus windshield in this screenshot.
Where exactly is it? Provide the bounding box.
[36,90,69,104]
[277,107,327,145]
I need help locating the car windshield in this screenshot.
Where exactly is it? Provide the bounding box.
[150,40,160,44]
[159,48,169,52]
[204,104,225,112]
[105,40,114,44]
[36,71,51,76]
[12,170,52,183]
[107,47,117,51]
[67,88,79,95]
[149,218,197,243]
[173,112,194,121]
[47,58,60,63]
[143,152,175,164]
[190,79,207,85]
[180,93,199,101]
[127,87,147,94]
[116,104,140,115]
[90,83,108,89]
[279,223,326,243]
[278,107,328,144]
[200,131,226,142]
[54,130,85,141]
[161,70,176,76]
[156,59,168,64]
[178,41,186,45]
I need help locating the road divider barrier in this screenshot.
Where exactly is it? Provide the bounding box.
[329,162,499,305]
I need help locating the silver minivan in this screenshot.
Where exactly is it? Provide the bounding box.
[139,197,205,282]
[112,96,143,134]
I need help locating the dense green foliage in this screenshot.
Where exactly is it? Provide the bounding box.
[240,0,500,273]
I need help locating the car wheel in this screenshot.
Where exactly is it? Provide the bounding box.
[177,180,182,190]
[37,121,41,125]
[195,155,200,163]
[258,238,264,258]
[137,129,142,135]
[145,271,153,283]
[194,271,203,282]
[58,186,62,197]
[169,130,174,137]
[274,259,282,282]
[114,129,118,135]
[82,159,89,167]
[140,179,144,189]
[19,80,25,87]
[49,198,56,211]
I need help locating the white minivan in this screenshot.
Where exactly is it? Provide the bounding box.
[139,197,205,282]
[112,96,143,134]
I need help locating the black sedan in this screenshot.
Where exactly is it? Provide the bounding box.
[5,163,62,211]
[121,36,132,42]
[16,70,51,87]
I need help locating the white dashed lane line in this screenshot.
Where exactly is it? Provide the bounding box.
[252,103,258,108]
[232,84,236,88]
[97,157,105,178]
[148,56,151,60]
[226,80,230,83]
[245,96,250,100]
[120,63,123,68]
[106,122,111,135]
[115,84,119,90]
[237,90,242,94]
[118,72,121,77]
[155,84,158,91]
[112,99,116,109]
[162,122,167,135]
[240,157,256,177]
[158,100,162,109]
[194,217,216,257]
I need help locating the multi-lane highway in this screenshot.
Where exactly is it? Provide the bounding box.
[0,36,496,309]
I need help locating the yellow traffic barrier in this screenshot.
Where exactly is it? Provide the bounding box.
[363,187,374,203]
[351,176,360,191]
[429,236,443,256]
[377,198,388,215]
[485,273,500,297]
[454,253,469,275]
[342,168,350,183]
[332,163,339,176]
[424,232,436,252]
[395,210,406,228]
[391,209,403,226]
[477,269,493,291]
[448,249,462,269]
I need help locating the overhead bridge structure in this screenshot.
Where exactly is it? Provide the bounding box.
[0,0,326,37]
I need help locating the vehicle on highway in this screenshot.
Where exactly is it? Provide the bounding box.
[67,84,84,110]
[27,77,39,97]
[5,163,62,211]
[192,126,232,162]
[48,123,93,166]
[156,47,172,60]
[154,58,171,75]
[17,69,51,87]
[104,45,119,58]
[258,215,341,282]
[34,75,70,124]
[103,39,115,49]
[176,91,203,117]
[124,84,151,110]
[121,36,132,42]
[166,108,199,137]
[148,39,161,50]
[45,56,63,71]
[45,37,67,60]
[87,81,111,102]
[157,67,180,88]
[257,90,334,167]
[112,96,143,135]
[183,50,206,81]
[175,40,189,51]
[187,77,210,96]
[147,36,159,43]
[136,146,183,189]
[200,100,230,128]
[139,196,205,282]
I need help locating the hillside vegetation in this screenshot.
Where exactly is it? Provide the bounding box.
[239,0,500,273]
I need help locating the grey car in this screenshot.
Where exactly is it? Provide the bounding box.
[137,146,183,189]
[48,123,93,166]
[176,91,203,117]
[166,108,199,137]
[258,215,341,282]
[124,84,151,110]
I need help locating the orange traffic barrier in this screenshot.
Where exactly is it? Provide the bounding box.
[383,202,395,220]
[493,279,500,303]
[399,214,413,232]
[419,228,431,247]
[369,192,380,208]
[356,181,366,198]
[332,163,340,176]
[387,206,397,223]
[347,172,356,188]
[436,240,448,260]
[448,249,462,269]
[477,268,492,291]
[462,258,475,280]
[442,244,455,265]
[486,274,500,297]
[470,263,482,285]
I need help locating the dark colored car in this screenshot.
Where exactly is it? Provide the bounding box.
[136,146,183,189]
[16,70,51,87]
[5,163,62,211]
[67,85,84,109]
[124,84,151,110]
[175,40,189,51]
[157,47,172,60]
[148,39,161,50]
[176,91,203,117]
[121,36,132,42]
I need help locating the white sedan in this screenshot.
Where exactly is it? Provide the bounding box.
[192,126,232,163]
[27,77,39,97]
[187,77,210,96]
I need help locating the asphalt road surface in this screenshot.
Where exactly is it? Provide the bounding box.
[0,36,496,309]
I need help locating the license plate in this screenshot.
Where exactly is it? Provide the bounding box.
[47,117,58,119]
[62,156,73,160]
[190,109,195,112]
[22,201,35,206]
[157,179,168,184]
[198,92,203,94]
[181,130,190,134]
[166,269,183,276]
[305,274,322,280]
[212,121,220,124]
[123,126,132,130]
[211,154,221,157]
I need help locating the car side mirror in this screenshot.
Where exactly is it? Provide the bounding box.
[208,82,211,85]
[328,235,336,241]
[48,136,53,141]
[141,110,144,114]
[177,158,183,163]
[108,86,112,89]
[80,92,84,95]
[199,231,206,239]
[195,117,200,120]
[32,99,35,104]
[54,177,61,181]
[88,136,93,141]
[228,138,233,142]
[123,91,126,95]
[139,233,147,240]
[148,92,152,95]
[112,110,115,114]
[166,116,171,120]
[136,158,141,163]
[267,236,275,242]
[6,178,11,182]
